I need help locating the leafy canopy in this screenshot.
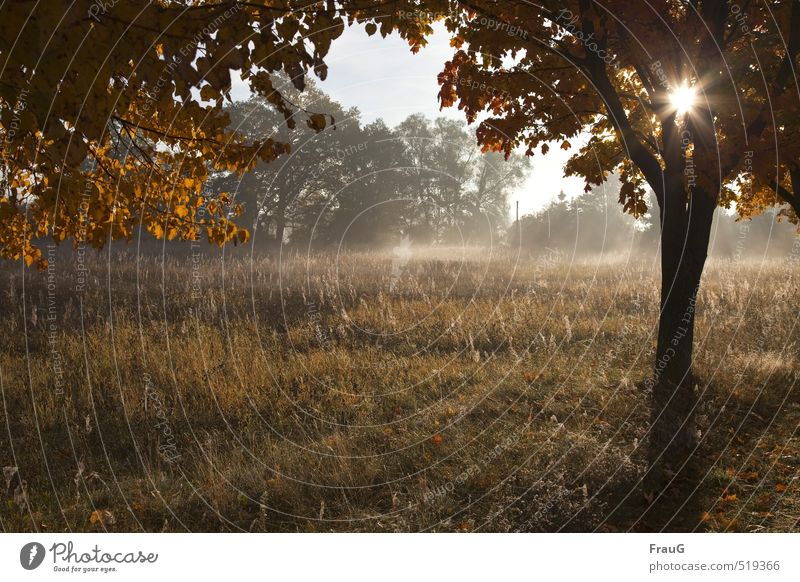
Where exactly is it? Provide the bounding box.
[428,1,800,226]
[0,1,429,267]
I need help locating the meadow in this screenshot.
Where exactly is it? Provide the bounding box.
[0,247,798,532]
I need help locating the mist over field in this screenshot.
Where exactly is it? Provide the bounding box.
[2,238,797,532]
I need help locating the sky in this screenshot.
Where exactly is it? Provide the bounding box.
[230,23,588,218]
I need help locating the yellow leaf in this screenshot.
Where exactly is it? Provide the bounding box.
[89,509,115,526]
[174,205,189,218]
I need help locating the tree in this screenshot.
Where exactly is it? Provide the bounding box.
[395,113,441,242]
[313,118,414,249]
[213,77,359,249]
[408,0,799,481]
[511,177,644,255]
[396,114,529,243]
[465,149,529,244]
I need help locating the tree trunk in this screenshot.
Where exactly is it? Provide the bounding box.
[273,200,286,250]
[649,182,716,476]
[275,218,285,248]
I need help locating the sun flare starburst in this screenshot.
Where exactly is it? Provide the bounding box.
[669,83,697,116]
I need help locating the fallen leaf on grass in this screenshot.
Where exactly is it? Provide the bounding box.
[89,509,115,526]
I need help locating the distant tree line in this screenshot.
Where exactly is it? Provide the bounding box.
[209,77,530,251]
[509,177,798,259]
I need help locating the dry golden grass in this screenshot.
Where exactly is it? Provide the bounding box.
[0,248,798,532]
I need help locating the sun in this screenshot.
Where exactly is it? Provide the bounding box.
[669,84,697,116]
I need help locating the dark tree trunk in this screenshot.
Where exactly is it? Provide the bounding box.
[275,218,285,247]
[272,199,286,251]
[649,180,716,476]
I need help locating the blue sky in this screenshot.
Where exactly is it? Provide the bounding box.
[231,23,588,217]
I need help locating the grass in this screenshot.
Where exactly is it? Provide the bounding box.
[0,246,798,532]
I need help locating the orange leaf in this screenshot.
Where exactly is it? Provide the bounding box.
[89,509,115,526]
[307,114,327,132]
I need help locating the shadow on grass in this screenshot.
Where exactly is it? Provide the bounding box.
[602,372,797,532]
